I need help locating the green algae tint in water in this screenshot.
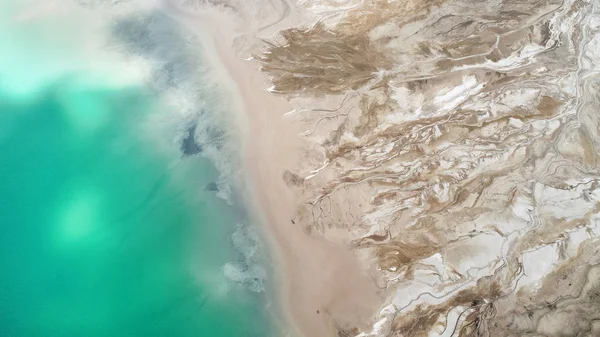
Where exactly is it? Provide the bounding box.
[0,4,276,337]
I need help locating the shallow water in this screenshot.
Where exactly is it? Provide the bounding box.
[0,2,277,336]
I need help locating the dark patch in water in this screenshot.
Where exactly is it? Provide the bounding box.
[205,182,219,192]
[181,124,202,156]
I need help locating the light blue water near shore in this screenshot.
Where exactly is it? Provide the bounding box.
[0,2,280,336]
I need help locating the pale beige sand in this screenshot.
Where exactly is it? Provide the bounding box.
[163,3,383,337]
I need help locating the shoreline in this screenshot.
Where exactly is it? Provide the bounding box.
[164,3,383,337]
[145,1,600,336]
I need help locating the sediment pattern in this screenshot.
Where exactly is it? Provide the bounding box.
[257,0,600,335]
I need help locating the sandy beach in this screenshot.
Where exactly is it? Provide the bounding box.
[162,2,383,336]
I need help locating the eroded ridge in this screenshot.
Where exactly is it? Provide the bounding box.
[258,0,600,335]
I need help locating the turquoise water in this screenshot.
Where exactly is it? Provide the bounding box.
[0,3,278,337]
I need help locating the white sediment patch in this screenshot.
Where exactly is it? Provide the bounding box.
[0,0,150,98]
[222,223,268,292]
[102,4,248,204]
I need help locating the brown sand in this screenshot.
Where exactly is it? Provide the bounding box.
[162,3,383,337]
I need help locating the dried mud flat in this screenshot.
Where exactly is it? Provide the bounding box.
[169,0,600,336]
